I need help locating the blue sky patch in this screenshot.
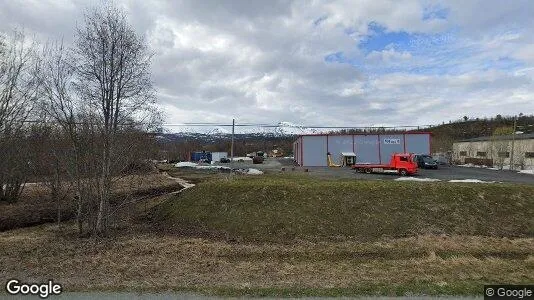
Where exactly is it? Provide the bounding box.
[359,23,413,53]
[324,21,524,77]
[359,22,454,54]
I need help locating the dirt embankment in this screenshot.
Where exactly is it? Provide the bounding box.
[0,173,186,231]
[155,174,534,242]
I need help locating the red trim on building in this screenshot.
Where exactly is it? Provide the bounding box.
[295,132,433,137]
[300,136,304,166]
[377,134,382,164]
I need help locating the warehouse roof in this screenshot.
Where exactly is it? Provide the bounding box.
[458,133,534,142]
[295,132,432,138]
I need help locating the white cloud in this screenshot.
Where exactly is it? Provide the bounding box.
[513,44,534,63]
[367,48,412,63]
[1,0,534,129]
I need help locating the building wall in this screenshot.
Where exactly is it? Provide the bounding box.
[379,134,404,163]
[452,139,534,169]
[211,152,228,162]
[296,133,431,167]
[302,135,328,166]
[406,134,431,154]
[327,135,353,165]
[354,135,380,164]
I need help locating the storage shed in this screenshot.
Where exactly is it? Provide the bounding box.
[211,152,228,162]
[293,133,431,167]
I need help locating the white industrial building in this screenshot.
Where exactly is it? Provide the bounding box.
[452,133,534,169]
[211,152,228,162]
[293,133,431,167]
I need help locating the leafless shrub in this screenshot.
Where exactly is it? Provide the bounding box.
[0,30,41,203]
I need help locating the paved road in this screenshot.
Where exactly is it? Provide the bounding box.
[217,158,534,185]
[417,165,534,184]
[300,165,534,184]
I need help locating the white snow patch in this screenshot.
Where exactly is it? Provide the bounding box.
[395,177,441,182]
[489,165,512,170]
[518,170,534,175]
[458,164,488,168]
[245,168,263,175]
[448,179,495,183]
[174,162,198,167]
[232,157,253,162]
[283,156,294,159]
[457,163,474,167]
[195,165,231,170]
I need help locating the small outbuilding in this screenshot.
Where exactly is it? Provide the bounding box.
[211,152,228,163]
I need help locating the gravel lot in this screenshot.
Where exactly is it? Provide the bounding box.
[240,158,534,185]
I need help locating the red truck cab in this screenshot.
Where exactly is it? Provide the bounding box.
[391,153,418,175]
[352,153,418,176]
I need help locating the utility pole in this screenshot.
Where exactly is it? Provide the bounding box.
[510,116,517,170]
[230,118,235,162]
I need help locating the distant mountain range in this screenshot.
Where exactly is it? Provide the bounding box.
[157,115,534,153]
[156,131,298,143]
[157,121,324,142]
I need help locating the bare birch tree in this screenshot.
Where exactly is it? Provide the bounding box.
[71,4,156,235]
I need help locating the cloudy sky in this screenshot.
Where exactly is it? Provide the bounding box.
[1,0,533,130]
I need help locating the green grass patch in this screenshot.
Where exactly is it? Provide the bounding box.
[155,174,534,242]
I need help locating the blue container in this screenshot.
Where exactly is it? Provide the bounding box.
[191,151,212,162]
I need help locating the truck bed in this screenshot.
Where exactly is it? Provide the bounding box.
[351,164,393,169]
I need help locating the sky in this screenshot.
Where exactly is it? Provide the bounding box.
[1,0,534,130]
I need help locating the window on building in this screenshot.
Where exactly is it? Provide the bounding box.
[459,151,467,156]
[498,152,510,158]
[525,152,534,158]
[476,151,487,157]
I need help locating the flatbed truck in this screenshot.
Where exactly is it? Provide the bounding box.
[352,153,418,176]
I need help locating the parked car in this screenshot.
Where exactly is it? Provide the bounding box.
[413,154,438,169]
[219,157,231,163]
[252,156,264,164]
[432,154,449,165]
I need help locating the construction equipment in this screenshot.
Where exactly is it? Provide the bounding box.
[327,152,341,167]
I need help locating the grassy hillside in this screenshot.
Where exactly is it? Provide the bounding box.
[2,174,533,296]
[425,114,534,152]
[155,175,534,242]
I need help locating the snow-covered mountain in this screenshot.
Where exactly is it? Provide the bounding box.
[162,121,324,136]
[157,121,325,143]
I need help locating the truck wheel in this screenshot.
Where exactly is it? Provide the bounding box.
[365,168,372,174]
[399,169,408,176]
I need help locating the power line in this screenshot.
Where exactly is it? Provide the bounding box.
[16,119,436,129]
[161,123,435,129]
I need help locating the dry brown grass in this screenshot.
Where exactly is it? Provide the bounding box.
[1,224,533,296]
[0,173,183,231]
